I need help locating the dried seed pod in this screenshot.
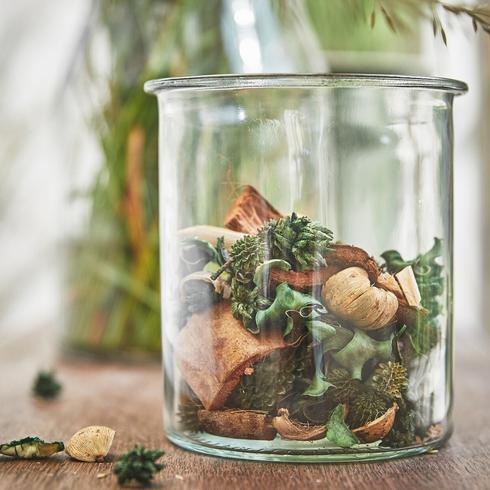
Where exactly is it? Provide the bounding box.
[65,426,115,462]
[352,403,398,443]
[198,409,276,440]
[272,408,326,441]
[322,267,398,331]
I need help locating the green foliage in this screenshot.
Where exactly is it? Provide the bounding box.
[303,370,333,397]
[255,283,328,337]
[230,280,262,332]
[114,446,164,486]
[0,437,64,459]
[32,371,62,400]
[259,213,334,271]
[382,395,416,447]
[326,405,359,448]
[367,362,408,399]
[331,329,393,380]
[382,238,443,358]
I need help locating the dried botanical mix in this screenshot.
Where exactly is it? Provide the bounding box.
[174,186,446,449]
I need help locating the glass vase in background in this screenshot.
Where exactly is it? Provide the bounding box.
[63,0,325,360]
[145,74,466,461]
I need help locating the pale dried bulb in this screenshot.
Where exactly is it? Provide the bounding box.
[322,267,398,330]
[65,426,115,462]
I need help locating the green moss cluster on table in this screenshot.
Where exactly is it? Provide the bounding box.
[32,370,62,399]
[114,446,164,486]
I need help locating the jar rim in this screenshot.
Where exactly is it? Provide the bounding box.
[144,73,468,95]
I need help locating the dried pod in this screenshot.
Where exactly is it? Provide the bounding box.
[224,185,283,234]
[352,403,398,443]
[322,267,398,330]
[272,408,326,441]
[269,265,340,292]
[178,225,244,249]
[65,426,115,462]
[198,409,276,440]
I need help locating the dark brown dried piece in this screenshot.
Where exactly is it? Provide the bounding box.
[269,265,341,292]
[224,185,283,234]
[327,244,380,283]
[198,409,276,440]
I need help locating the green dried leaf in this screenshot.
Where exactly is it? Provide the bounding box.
[326,405,359,448]
[255,283,326,337]
[303,370,333,398]
[331,329,393,380]
[0,437,64,459]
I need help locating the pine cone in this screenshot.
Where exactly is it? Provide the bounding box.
[230,280,259,327]
[327,368,362,404]
[228,348,301,413]
[230,235,264,281]
[347,389,391,428]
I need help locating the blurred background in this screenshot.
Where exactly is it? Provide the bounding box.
[0,0,488,363]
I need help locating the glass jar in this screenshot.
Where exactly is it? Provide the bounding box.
[145,74,467,462]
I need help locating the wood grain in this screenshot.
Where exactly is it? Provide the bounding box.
[1,332,490,490]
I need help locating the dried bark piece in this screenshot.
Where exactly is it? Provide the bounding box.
[352,403,398,443]
[395,266,422,307]
[272,408,326,441]
[178,225,244,249]
[175,302,286,410]
[224,185,283,234]
[328,244,380,283]
[198,409,276,440]
[376,272,404,299]
[269,265,340,292]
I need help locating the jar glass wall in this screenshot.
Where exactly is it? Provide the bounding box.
[146,75,466,462]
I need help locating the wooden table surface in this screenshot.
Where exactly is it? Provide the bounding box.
[1,331,490,490]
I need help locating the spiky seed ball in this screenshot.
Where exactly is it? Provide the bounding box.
[347,390,390,428]
[369,362,408,399]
